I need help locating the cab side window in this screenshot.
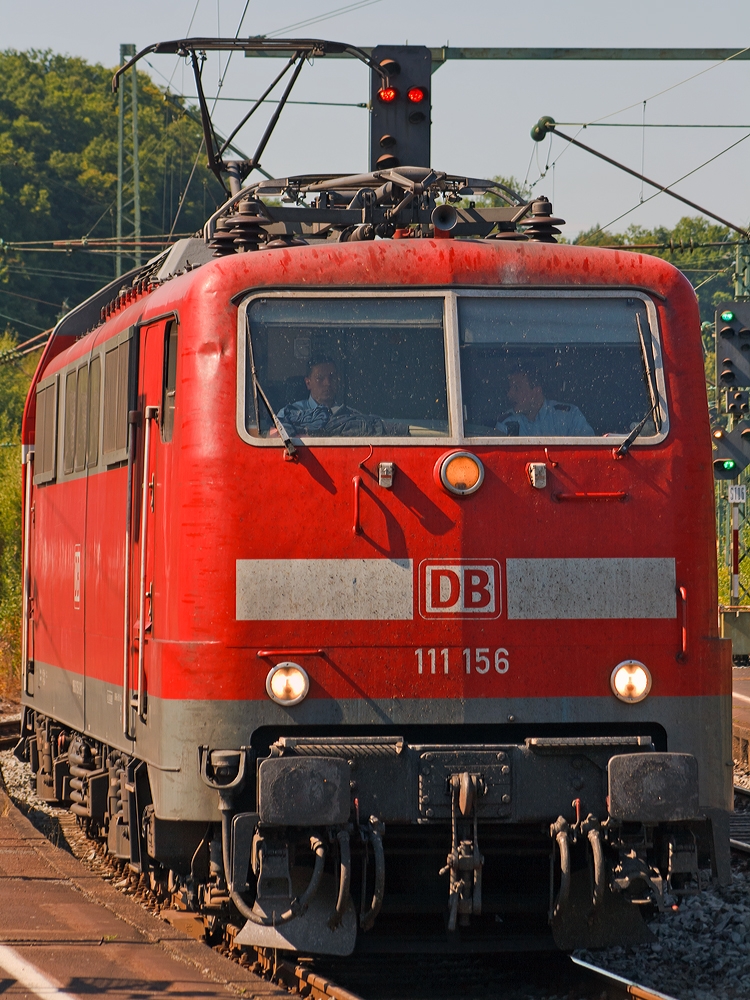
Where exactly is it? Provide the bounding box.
[162,320,178,443]
[63,369,77,475]
[74,364,89,472]
[34,376,58,485]
[88,356,101,467]
[103,328,134,465]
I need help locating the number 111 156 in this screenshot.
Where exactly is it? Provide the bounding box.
[415,648,509,675]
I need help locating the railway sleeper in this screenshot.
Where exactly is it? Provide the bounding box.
[14,711,711,956]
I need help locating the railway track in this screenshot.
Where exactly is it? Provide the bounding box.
[31,804,676,1000]
[251,951,675,1000]
[0,748,682,1000]
[0,718,20,752]
[732,784,750,851]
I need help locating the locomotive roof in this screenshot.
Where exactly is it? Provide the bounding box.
[38,233,694,380]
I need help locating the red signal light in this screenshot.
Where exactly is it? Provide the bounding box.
[407,86,426,103]
[377,87,398,103]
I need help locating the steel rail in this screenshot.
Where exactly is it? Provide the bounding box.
[732,783,750,853]
[572,957,681,1000]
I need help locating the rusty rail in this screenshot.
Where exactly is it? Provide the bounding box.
[254,949,365,1000]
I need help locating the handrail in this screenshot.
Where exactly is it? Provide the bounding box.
[122,411,138,736]
[553,491,627,501]
[352,475,362,535]
[136,406,159,720]
[21,449,33,697]
[257,649,325,658]
[677,586,688,662]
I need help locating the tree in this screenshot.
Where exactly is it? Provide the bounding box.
[574,216,735,324]
[0,49,226,336]
[0,335,40,699]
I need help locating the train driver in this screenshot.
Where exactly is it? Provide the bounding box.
[276,357,409,437]
[496,364,595,437]
[276,357,353,435]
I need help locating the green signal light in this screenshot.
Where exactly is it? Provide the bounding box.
[721,310,736,322]
[723,459,737,471]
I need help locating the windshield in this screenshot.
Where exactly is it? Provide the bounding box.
[239,292,663,444]
[245,296,449,438]
[459,296,657,439]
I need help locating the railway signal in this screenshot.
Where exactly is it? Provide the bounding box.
[712,421,750,479]
[369,45,431,170]
[727,390,750,416]
[716,302,750,388]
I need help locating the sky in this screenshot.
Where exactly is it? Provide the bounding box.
[3,0,750,238]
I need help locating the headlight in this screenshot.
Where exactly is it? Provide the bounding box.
[610,660,652,704]
[437,451,484,496]
[266,662,309,706]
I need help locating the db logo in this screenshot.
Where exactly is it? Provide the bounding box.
[419,559,502,618]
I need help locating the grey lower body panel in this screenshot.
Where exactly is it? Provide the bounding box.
[22,661,732,824]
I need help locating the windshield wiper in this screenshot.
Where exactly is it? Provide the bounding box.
[636,312,662,431]
[615,400,659,458]
[247,325,297,458]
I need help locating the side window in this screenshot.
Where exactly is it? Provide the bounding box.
[162,320,178,443]
[103,329,134,464]
[88,355,101,467]
[63,369,77,474]
[33,376,58,485]
[74,364,89,472]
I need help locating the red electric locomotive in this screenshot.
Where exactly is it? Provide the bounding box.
[14,39,731,957]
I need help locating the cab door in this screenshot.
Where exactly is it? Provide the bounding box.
[131,320,168,733]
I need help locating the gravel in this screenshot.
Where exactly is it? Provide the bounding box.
[5,746,750,1000]
[576,780,750,1000]
[0,747,68,844]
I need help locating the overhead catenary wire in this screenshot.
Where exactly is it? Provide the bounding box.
[1,265,114,283]
[529,44,750,202]
[554,122,750,129]
[11,329,54,348]
[0,288,66,309]
[585,44,750,126]
[265,0,385,38]
[0,311,48,332]
[170,0,253,233]
[191,94,368,107]
[538,123,750,240]
[693,265,735,291]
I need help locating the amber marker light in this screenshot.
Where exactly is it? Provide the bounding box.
[436,451,485,496]
[610,660,652,704]
[266,662,309,706]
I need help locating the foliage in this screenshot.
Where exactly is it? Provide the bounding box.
[475,174,533,207]
[574,216,736,325]
[0,334,40,700]
[574,217,745,603]
[0,49,226,335]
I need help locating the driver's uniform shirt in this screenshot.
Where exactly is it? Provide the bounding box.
[277,395,355,435]
[496,400,595,437]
